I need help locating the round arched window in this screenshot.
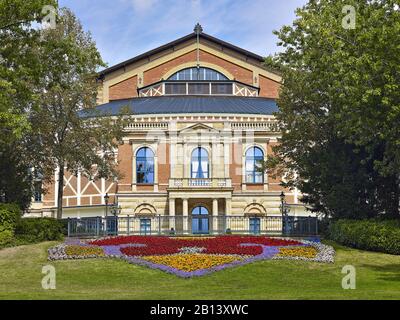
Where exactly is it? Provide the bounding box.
[136,147,154,184]
[191,147,209,179]
[168,67,228,81]
[245,147,264,183]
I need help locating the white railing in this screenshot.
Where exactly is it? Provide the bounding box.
[125,122,168,131]
[231,121,279,132]
[169,178,232,188]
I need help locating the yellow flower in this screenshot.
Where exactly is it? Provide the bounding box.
[142,254,246,272]
[277,246,317,258]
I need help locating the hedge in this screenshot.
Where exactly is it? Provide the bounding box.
[327,219,400,255]
[14,218,64,243]
[0,203,21,246]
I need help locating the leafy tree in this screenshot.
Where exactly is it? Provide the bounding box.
[266,0,400,219]
[28,8,128,219]
[0,0,57,143]
[0,0,58,209]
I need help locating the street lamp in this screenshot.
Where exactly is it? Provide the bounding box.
[280,191,286,235]
[280,191,285,215]
[104,193,109,236]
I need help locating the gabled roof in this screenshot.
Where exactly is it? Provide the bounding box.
[81,96,279,117]
[98,31,268,77]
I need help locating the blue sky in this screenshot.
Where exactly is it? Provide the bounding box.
[59,0,307,69]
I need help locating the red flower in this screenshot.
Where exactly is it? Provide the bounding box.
[91,235,301,257]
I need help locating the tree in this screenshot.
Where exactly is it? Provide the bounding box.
[0,0,58,208]
[28,8,128,219]
[266,0,400,219]
[0,0,57,144]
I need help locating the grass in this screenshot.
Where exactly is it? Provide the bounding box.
[0,240,399,299]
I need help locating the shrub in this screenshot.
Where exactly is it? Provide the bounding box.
[15,218,64,243]
[0,203,21,231]
[327,219,400,255]
[0,203,21,247]
[0,229,14,246]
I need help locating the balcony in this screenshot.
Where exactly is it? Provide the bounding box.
[138,80,259,97]
[168,178,232,189]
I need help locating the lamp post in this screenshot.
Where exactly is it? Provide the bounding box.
[104,193,109,235]
[280,191,286,235]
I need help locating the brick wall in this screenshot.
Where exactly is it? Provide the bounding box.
[109,75,137,100]
[117,142,133,192]
[259,75,280,98]
[144,50,253,86]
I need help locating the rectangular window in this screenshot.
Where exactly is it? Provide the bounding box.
[33,181,42,202]
[211,83,233,95]
[165,83,186,95]
[188,83,209,95]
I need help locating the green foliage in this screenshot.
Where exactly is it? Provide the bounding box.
[0,0,58,143]
[267,0,400,219]
[27,8,128,218]
[0,203,20,247]
[0,203,21,231]
[0,229,13,246]
[14,218,64,243]
[327,219,400,255]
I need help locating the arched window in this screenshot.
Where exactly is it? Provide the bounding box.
[245,147,264,183]
[191,147,209,178]
[192,206,209,215]
[136,147,154,184]
[168,67,228,81]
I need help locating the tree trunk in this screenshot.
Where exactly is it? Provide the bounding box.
[56,164,64,219]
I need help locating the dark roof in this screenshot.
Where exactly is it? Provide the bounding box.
[82,96,279,117]
[98,32,267,77]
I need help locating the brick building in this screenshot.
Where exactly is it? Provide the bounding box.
[27,25,310,234]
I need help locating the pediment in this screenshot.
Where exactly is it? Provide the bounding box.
[178,123,220,135]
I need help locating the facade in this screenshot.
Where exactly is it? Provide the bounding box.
[26,26,310,234]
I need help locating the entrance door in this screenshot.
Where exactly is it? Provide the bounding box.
[192,206,209,234]
[249,217,260,235]
[140,218,151,235]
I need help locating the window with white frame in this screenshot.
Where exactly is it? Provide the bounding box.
[245,147,264,183]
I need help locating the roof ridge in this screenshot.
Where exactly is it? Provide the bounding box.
[98,32,272,77]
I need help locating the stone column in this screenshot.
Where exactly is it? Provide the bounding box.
[225,198,232,232]
[169,198,175,232]
[212,198,219,234]
[182,198,189,234]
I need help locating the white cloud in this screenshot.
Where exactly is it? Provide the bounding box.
[130,0,159,12]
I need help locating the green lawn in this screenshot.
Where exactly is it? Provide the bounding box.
[0,240,399,299]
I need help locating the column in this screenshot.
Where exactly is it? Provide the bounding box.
[225,198,232,232]
[212,199,219,234]
[182,198,189,234]
[169,198,175,232]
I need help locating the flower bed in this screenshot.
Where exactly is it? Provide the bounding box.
[48,236,335,277]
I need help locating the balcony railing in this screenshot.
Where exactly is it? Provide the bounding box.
[138,80,259,97]
[169,178,232,188]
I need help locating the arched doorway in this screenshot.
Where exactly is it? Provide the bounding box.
[192,206,209,234]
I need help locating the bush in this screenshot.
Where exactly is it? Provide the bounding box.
[0,203,21,231]
[0,229,14,246]
[327,219,400,255]
[15,218,64,243]
[0,203,21,247]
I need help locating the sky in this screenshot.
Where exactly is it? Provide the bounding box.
[59,0,307,69]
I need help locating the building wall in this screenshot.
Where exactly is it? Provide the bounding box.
[26,34,312,220]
